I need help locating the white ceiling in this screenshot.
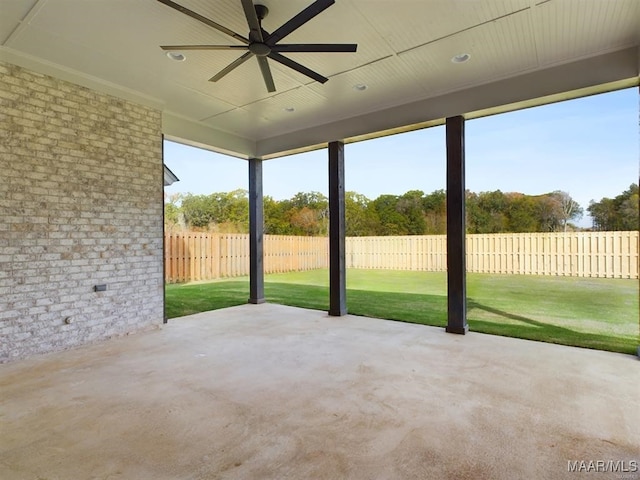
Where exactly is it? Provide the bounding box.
[1,0,639,159]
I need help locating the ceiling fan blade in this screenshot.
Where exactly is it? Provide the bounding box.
[161,45,248,51]
[268,52,328,84]
[156,0,249,45]
[266,0,334,45]
[271,44,358,53]
[240,0,264,43]
[257,57,276,92]
[209,52,254,82]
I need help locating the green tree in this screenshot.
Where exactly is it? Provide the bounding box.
[264,196,291,234]
[371,194,408,235]
[220,189,249,232]
[619,190,639,230]
[180,193,216,229]
[588,198,616,230]
[505,193,538,232]
[588,184,639,231]
[179,190,249,231]
[397,190,426,235]
[466,191,482,233]
[345,192,379,236]
[422,189,446,234]
[467,190,508,233]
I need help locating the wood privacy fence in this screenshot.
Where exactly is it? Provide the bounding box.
[165,233,328,283]
[348,232,639,278]
[165,231,638,283]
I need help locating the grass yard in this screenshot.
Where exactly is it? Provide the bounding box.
[165,269,639,355]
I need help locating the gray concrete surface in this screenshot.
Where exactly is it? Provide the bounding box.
[1,303,638,479]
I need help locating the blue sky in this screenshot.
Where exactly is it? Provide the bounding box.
[164,87,638,227]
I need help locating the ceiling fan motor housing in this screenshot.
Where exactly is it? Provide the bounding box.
[249,42,271,56]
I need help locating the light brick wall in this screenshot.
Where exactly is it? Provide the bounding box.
[0,62,164,362]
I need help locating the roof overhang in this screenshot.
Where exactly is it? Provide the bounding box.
[163,164,180,186]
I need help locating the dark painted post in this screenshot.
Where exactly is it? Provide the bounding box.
[248,158,265,304]
[446,116,468,334]
[328,141,347,316]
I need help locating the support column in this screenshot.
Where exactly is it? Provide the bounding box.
[328,141,347,316]
[248,158,265,304]
[446,116,468,334]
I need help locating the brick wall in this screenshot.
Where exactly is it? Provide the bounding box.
[0,62,164,362]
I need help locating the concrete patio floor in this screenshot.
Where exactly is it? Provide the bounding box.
[1,303,638,480]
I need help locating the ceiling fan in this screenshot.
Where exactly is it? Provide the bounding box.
[157,0,358,92]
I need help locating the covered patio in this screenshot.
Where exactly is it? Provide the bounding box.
[1,1,639,477]
[2,303,638,478]
[2,0,638,359]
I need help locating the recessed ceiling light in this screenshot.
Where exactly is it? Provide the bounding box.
[353,83,368,91]
[283,106,295,112]
[451,53,471,64]
[166,52,186,62]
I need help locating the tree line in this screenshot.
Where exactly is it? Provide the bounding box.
[164,184,638,235]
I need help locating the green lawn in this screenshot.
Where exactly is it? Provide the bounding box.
[165,269,639,355]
